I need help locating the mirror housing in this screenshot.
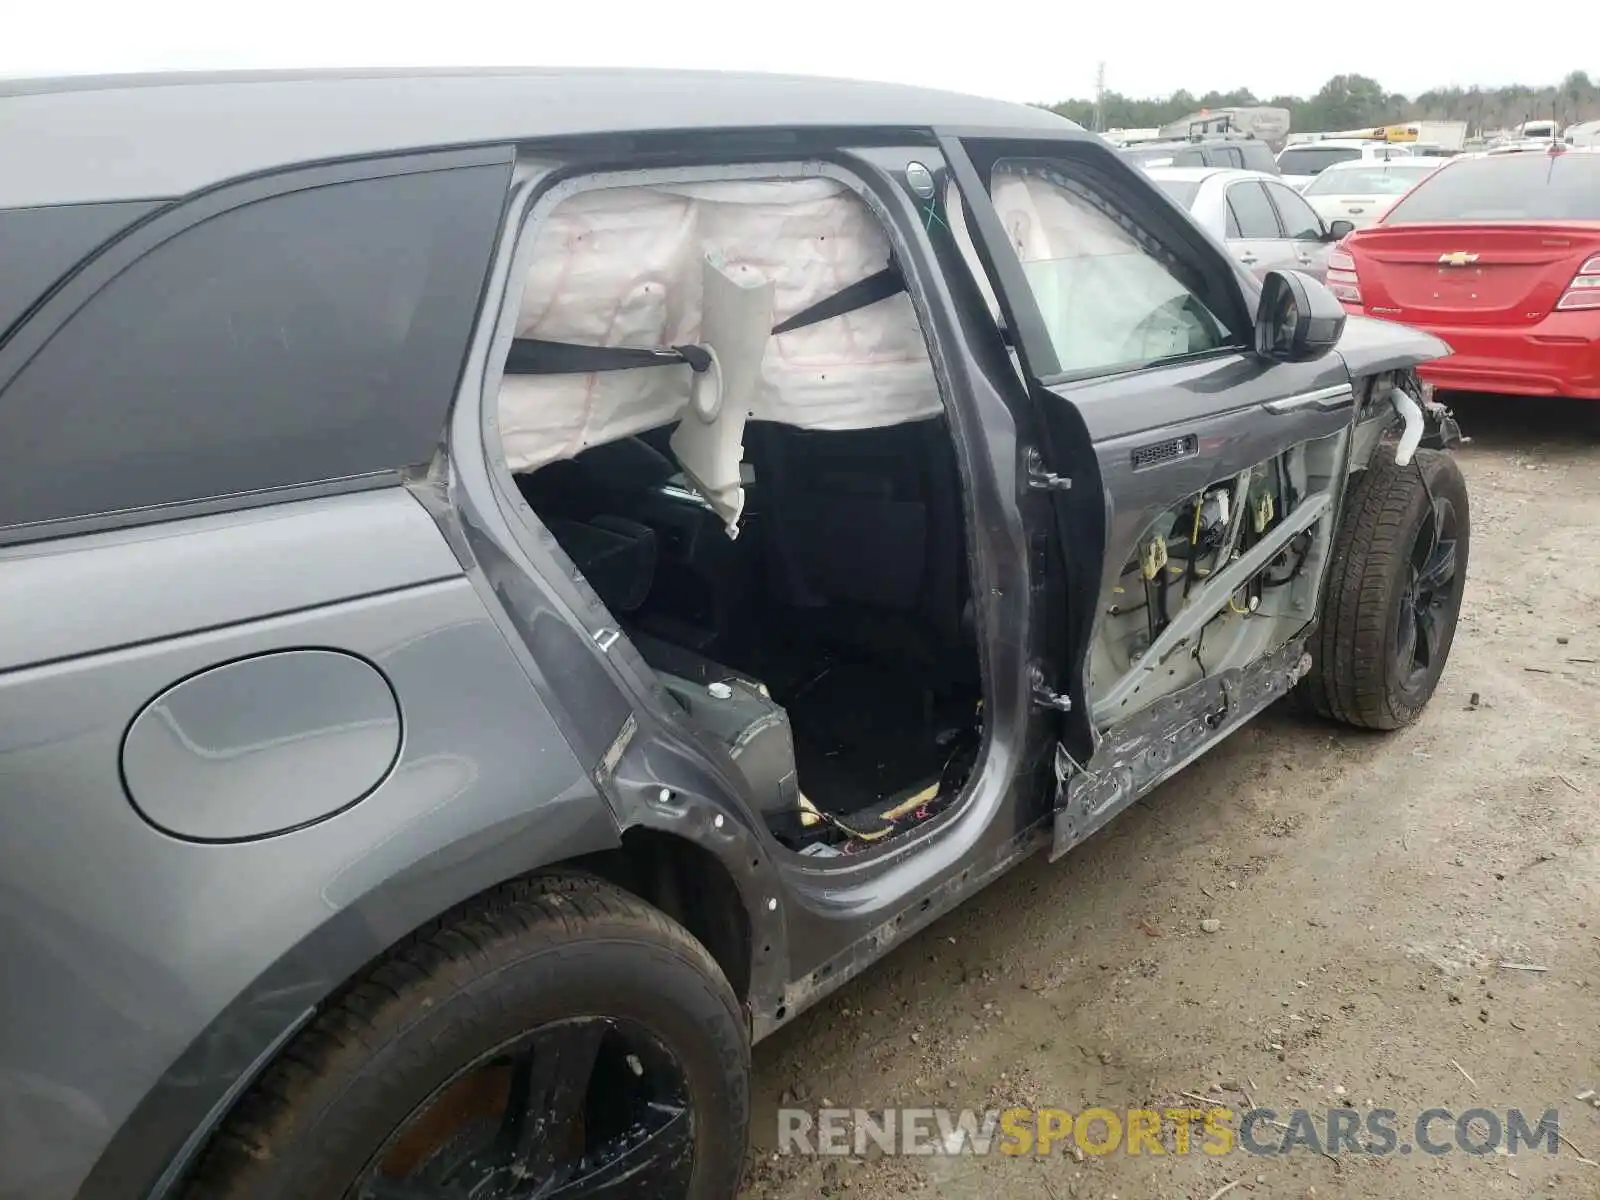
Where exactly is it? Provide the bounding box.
[1255,270,1346,363]
[1324,218,1356,241]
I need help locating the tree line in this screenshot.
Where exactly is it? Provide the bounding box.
[1045,71,1600,134]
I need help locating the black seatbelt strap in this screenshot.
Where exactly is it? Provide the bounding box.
[504,339,713,376]
[770,264,905,334]
[504,263,906,377]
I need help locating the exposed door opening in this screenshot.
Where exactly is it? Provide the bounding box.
[494,168,985,855]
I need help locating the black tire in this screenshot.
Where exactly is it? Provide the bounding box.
[1300,447,1470,730]
[184,874,750,1200]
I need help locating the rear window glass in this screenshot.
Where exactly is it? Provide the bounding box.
[0,202,160,341]
[1303,164,1437,196]
[1238,143,1279,173]
[1277,146,1361,175]
[1226,181,1280,239]
[1384,154,1600,223]
[1154,179,1202,209]
[0,162,510,530]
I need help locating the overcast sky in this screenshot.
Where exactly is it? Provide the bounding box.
[4,0,1592,104]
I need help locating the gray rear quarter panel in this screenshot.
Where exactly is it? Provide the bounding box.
[0,489,619,1200]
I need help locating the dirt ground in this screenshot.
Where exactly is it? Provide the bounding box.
[741,395,1600,1200]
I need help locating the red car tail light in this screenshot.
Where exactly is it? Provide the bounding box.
[1555,254,1600,311]
[1325,247,1362,305]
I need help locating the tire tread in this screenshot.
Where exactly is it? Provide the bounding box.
[1302,448,1466,730]
[181,874,742,1199]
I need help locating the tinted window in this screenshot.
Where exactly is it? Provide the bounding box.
[1302,163,1437,196]
[0,162,510,530]
[1265,183,1323,239]
[1384,154,1600,223]
[1239,142,1279,173]
[1226,182,1280,238]
[1171,149,1206,167]
[1215,147,1245,168]
[989,159,1233,377]
[0,201,159,341]
[1154,179,1202,209]
[1277,146,1362,175]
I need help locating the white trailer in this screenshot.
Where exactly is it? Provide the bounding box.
[1406,120,1468,151]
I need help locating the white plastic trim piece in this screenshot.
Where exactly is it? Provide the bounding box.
[1388,385,1424,467]
[669,253,775,537]
[686,346,724,422]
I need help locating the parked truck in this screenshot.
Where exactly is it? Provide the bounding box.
[1384,120,1468,150]
[1158,105,1292,149]
[1294,121,1468,151]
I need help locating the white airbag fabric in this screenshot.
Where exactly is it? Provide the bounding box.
[499,179,941,473]
[987,168,1199,371]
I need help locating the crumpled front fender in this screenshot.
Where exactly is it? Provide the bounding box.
[1336,311,1452,379]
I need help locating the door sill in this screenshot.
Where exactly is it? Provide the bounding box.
[1051,637,1312,860]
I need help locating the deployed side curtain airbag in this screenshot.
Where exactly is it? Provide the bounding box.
[497,179,942,473]
[504,265,906,378]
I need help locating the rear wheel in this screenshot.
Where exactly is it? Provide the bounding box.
[184,875,750,1200]
[1301,448,1470,729]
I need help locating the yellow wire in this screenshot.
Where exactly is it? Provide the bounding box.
[1188,499,1210,577]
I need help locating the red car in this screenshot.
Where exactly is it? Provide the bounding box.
[1328,146,1600,398]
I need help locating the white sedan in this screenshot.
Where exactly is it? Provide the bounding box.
[1298,158,1443,230]
[1275,140,1418,191]
[1146,166,1354,283]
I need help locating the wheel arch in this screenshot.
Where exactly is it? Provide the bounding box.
[82,808,622,1200]
[573,828,756,1005]
[95,808,776,1200]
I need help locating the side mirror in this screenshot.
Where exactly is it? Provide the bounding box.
[1255,270,1346,363]
[1324,218,1356,241]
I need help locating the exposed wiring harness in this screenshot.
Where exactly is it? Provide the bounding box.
[1261,532,1311,589]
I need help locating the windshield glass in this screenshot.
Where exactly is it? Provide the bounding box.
[1384,153,1600,222]
[1277,146,1362,175]
[1303,163,1437,196]
[1153,179,1202,208]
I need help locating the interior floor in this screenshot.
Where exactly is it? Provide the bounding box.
[515,416,983,852]
[780,658,968,812]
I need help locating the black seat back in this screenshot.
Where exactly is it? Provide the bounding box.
[747,417,968,650]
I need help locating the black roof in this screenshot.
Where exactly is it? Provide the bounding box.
[0,66,1077,208]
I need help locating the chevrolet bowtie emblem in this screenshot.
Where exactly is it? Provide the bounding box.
[1438,251,1479,267]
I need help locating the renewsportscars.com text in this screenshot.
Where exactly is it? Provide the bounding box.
[777,1105,1564,1158]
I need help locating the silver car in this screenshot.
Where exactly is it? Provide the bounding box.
[1147,166,1355,283]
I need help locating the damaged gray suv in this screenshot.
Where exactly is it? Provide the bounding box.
[0,67,1468,1200]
